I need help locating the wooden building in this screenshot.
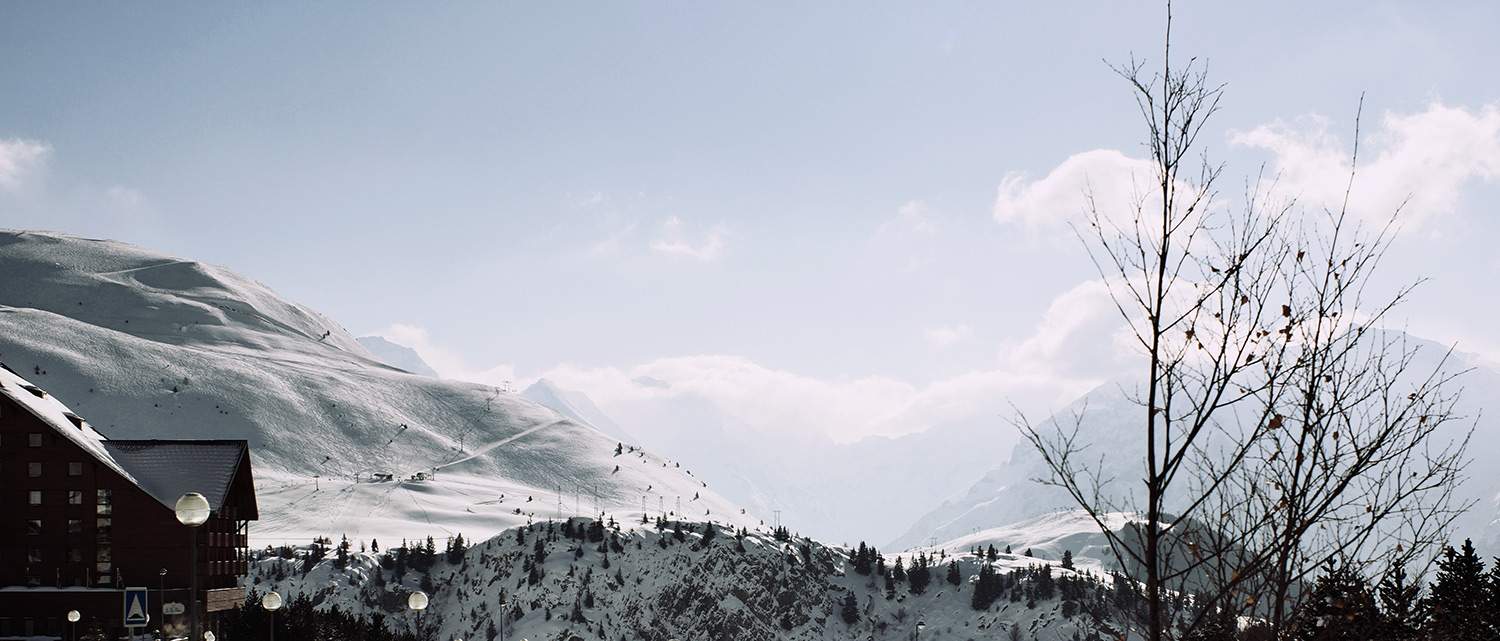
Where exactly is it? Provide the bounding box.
[0,363,257,640]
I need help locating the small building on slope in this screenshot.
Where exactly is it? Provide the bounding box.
[0,362,257,640]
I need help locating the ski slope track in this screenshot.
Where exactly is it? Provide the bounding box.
[0,230,755,544]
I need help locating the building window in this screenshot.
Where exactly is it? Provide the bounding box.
[27,462,41,478]
[28,548,42,564]
[27,519,42,536]
[28,433,42,447]
[29,490,42,506]
[94,563,111,580]
[68,490,83,505]
[67,519,83,534]
[68,462,83,476]
[96,489,112,515]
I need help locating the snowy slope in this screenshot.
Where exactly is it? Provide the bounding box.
[893,337,1500,551]
[0,230,756,543]
[521,378,636,444]
[357,336,439,377]
[920,511,1136,573]
[245,518,1128,641]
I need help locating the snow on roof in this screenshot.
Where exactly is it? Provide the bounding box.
[0,361,139,486]
[0,361,252,516]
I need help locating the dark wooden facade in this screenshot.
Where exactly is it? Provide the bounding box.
[0,368,257,640]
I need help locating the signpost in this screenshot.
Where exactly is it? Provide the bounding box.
[124,587,150,627]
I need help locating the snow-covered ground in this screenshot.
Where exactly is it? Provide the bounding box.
[0,230,758,544]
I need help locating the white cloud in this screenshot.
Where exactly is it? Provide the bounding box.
[993,149,1155,230]
[649,216,728,261]
[1230,102,1500,229]
[998,279,1135,381]
[880,200,938,236]
[924,324,972,349]
[538,279,1132,443]
[0,138,51,192]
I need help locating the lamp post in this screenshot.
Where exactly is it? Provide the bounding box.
[175,493,211,641]
[66,610,79,641]
[158,568,167,640]
[261,591,282,641]
[408,591,429,641]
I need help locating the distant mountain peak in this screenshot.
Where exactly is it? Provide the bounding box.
[521,378,636,443]
[356,335,438,377]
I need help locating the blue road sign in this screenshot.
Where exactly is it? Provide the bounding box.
[124,587,150,627]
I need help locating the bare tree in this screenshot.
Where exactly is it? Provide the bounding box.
[1018,6,1470,641]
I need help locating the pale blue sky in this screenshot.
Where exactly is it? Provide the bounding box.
[4,2,1499,440]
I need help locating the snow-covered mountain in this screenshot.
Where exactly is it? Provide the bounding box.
[892,337,1500,552]
[244,517,1126,641]
[357,336,439,378]
[521,378,636,444]
[580,387,1007,547]
[0,230,756,543]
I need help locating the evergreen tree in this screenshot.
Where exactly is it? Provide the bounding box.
[1035,564,1055,600]
[1424,539,1490,641]
[840,591,860,625]
[971,563,1001,610]
[1286,560,1380,641]
[1182,608,1236,641]
[892,557,907,583]
[371,538,379,553]
[335,534,350,569]
[446,533,468,564]
[946,560,962,586]
[853,543,873,575]
[1376,559,1425,640]
[908,553,931,594]
[1061,549,1074,570]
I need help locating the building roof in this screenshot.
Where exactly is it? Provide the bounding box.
[0,363,137,484]
[0,362,256,519]
[102,440,252,515]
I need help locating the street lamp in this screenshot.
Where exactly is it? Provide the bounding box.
[66,610,79,641]
[175,493,211,641]
[158,568,168,639]
[408,591,429,641]
[262,591,282,641]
